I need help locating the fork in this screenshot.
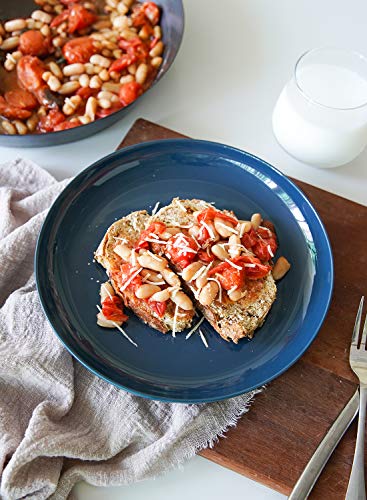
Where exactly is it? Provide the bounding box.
[346,296,367,500]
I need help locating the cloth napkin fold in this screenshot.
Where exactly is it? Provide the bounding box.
[0,159,261,500]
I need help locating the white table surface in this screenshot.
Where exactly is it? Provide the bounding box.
[3,0,367,498]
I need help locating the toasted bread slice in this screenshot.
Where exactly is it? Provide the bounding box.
[95,210,194,334]
[150,198,277,342]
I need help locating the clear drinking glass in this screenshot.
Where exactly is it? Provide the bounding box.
[272,47,367,168]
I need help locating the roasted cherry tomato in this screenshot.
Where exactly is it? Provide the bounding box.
[149,300,167,317]
[166,233,197,268]
[197,249,215,263]
[0,96,32,120]
[76,86,97,99]
[208,261,245,290]
[96,104,123,118]
[119,81,142,107]
[68,5,96,33]
[53,121,80,131]
[19,30,50,57]
[62,36,96,64]
[136,221,166,249]
[109,54,136,73]
[102,295,128,323]
[197,207,238,226]
[143,2,161,25]
[4,89,38,110]
[38,109,66,133]
[241,226,277,262]
[118,37,148,61]
[111,264,142,292]
[50,10,69,28]
[233,255,271,280]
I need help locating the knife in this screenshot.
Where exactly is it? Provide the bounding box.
[288,389,359,500]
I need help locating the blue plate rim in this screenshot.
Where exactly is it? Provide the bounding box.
[35,138,334,403]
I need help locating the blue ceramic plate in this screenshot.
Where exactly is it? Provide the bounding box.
[35,139,333,403]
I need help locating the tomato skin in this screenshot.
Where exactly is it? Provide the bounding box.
[109,54,136,73]
[0,96,32,119]
[166,233,197,268]
[76,87,97,100]
[96,104,122,118]
[208,261,245,290]
[143,2,160,25]
[197,249,215,263]
[4,89,38,110]
[53,120,79,131]
[148,300,167,317]
[38,109,65,133]
[233,255,271,280]
[19,30,49,57]
[136,222,166,249]
[50,10,69,28]
[119,81,142,107]
[68,5,96,33]
[63,37,96,64]
[111,264,142,292]
[17,56,45,93]
[241,226,278,262]
[197,207,238,226]
[102,296,128,323]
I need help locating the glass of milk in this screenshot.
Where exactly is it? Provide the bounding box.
[272,47,367,168]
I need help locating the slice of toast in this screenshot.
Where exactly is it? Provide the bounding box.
[150,198,277,343]
[95,210,194,334]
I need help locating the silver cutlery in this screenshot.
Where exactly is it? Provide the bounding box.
[346,296,367,500]
[288,389,359,500]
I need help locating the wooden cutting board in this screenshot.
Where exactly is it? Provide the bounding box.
[118,118,367,499]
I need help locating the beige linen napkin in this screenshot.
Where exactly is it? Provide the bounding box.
[0,159,261,500]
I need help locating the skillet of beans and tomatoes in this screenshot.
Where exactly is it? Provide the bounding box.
[0,0,163,135]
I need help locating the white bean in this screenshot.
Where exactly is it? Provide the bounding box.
[141,269,163,283]
[90,54,111,68]
[48,61,63,79]
[90,75,102,89]
[136,284,161,299]
[135,63,148,85]
[100,282,115,302]
[182,262,203,281]
[272,256,291,280]
[161,267,180,286]
[102,82,121,93]
[1,120,16,135]
[150,289,170,302]
[251,213,262,230]
[79,74,90,88]
[228,235,241,258]
[0,36,19,51]
[196,272,208,289]
[48,75,61,92]
[58,81,80,95]
[97,312,117,328]
[31,10,52,24]
[13,120,27,135]
[63,63,85,76]
[5,19,26,32]
[85,96,98,120]
[171,291,193,310]
[228,289,247,302]
[214,217,236,238]
[151,56,163,68]
[211,244,230,261]
[112,15,129,30]
[26,114,39,132]
[149,40,164,58]
[99,69,110,82]
[119,74,134,84]
[137,253,168,272]
[98,98,112,109]
[198,281,219,306]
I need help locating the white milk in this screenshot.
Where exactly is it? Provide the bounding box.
[272,63,367,168]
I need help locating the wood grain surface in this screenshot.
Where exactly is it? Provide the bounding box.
[117,118,367,498]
